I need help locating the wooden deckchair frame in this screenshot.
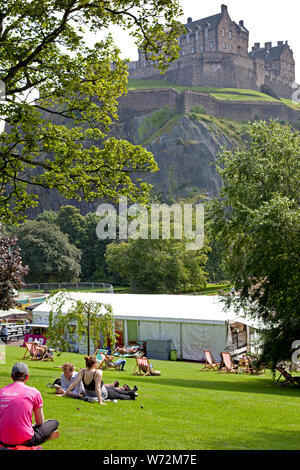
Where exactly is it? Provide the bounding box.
[23,342,53,361]
[276,366,300,386]
[94,349,121,370]
[133,356,151,376]
[218,351,238,373]
[201,350,220,371]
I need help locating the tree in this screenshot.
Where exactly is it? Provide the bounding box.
[0,235,28,309]
[105,238,208,294]
[207,120,300,367]
[48,290,115,355]
[11,220,82,282]
[0,0,182,224]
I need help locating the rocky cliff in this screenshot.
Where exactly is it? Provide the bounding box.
[26,107,249,217]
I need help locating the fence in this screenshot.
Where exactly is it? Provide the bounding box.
[21,282,114,293]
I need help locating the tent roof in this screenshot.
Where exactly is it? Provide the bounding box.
[0,309,28,319]
[34,292,261,328]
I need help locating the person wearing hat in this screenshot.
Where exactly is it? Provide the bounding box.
[0,362,59,447]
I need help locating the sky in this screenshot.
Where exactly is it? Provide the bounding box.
[85,0,300,84]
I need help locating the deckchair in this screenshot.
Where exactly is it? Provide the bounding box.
[218,352,238,373]
[201,350,220,371]
[23,342,53,361]
[94,349,121,370]
[133,356,152,376]
[276,366,300,386]
[23,342,40,360]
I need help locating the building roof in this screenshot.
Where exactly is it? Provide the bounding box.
[249,44,286,61]
[34,292,261,328]
[184,13,222,31]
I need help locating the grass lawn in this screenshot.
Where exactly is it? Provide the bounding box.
[1,346,300,450]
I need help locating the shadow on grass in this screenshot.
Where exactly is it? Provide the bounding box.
[132,375,300,398]
[199,429,300,450]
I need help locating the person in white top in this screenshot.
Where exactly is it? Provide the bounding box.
[55,363,85,398]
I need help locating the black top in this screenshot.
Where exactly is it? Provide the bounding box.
[83,370,103,391]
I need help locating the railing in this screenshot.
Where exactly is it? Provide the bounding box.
[21,282,114,293]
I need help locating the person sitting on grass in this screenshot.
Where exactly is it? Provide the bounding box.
[55,363,85,398]
[61,356,137,404]
[0,362,59,448]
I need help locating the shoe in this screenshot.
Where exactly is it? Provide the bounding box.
[133,385,138,392]
[113,399,118,403]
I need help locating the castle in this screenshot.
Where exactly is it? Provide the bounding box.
[129,4,295,99]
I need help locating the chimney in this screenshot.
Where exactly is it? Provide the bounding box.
[221,4,228,13]
[277,41,283,46]
[239,20,244,27]
[285,40,289,45]
[265,42,272,50]
[187,17,192,24]
[253,43,260,50]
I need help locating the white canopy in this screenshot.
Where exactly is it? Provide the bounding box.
[34,292,260,328]
[34,292,262,360]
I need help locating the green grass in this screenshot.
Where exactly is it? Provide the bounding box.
[1,347,300,450]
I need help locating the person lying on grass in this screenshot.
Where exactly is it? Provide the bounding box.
[0,362,59,447]
[61,355,138,404]
[55,362,86,398]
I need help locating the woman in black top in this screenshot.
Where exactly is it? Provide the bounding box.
[62,356,137,403]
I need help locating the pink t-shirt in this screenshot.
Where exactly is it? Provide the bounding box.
[0,382,43,445]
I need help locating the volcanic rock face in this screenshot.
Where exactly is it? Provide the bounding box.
[25,109,239,218]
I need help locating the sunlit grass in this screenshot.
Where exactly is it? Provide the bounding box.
[1,346,299,450]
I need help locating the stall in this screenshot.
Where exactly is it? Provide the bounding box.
[33,293,261,360]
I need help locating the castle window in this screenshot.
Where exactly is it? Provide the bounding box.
[210,41,214,49]
[205,28,209,38]
[200,44,204,52]
[191,47,195,53]
[182,49,186,56]
[186,33,190,43]
[222,29,225,37]
[196,31,199,40]
[223,42,226,49]
[229,31,232,40]
[230,44,233,51]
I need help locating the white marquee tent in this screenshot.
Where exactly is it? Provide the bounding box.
[33,293,261,360]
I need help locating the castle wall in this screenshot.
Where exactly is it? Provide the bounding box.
[118,88,300,124]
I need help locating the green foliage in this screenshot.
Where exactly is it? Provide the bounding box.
[10,220,82,283]
[0,0,183,224]
[47,291,115,354]
[105,235,209,294]
[190,106,207,115]
[207,120,300,367]
[0,235,28,309]
[137,106,175,142]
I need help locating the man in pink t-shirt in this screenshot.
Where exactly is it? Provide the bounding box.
[0,362,59,447]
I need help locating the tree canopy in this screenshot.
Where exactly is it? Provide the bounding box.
[11,219,82,282]
[0,0,183,224]
[48,290,115,355]
[207,120,300,367]
[105,237,209,294]
[0,234,28,309]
